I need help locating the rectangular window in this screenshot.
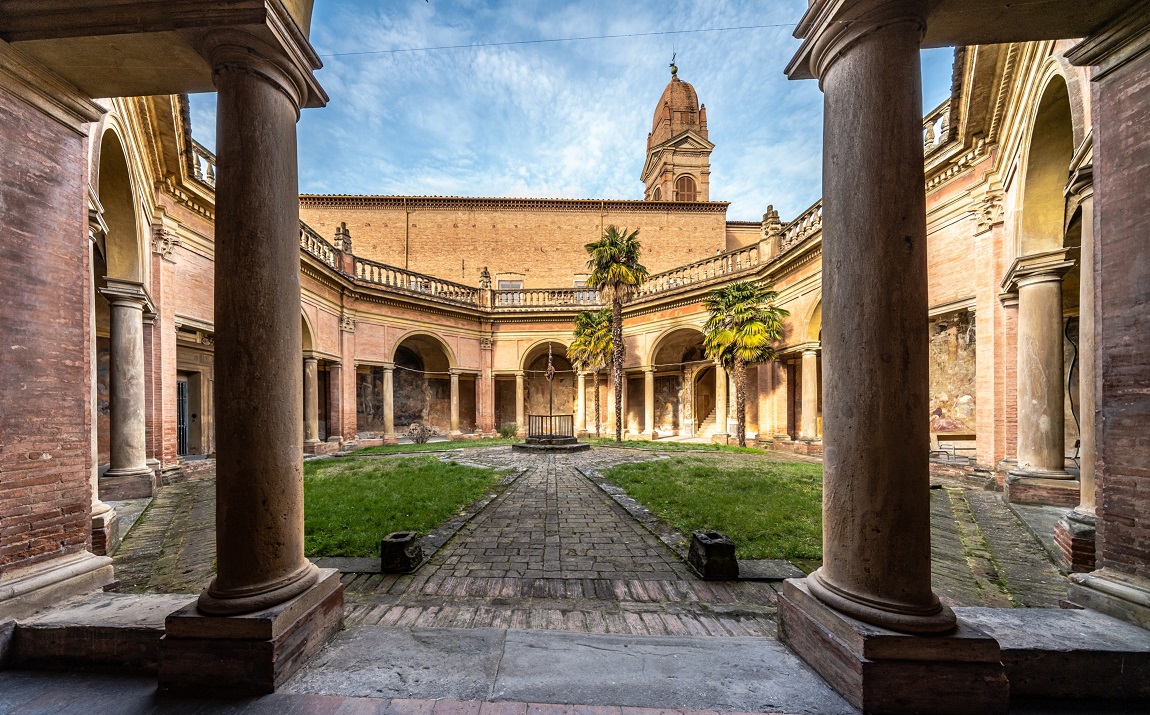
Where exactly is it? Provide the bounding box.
[498,280,523,290]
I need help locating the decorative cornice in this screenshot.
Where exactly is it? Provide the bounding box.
[0,39,103,134]
[1066,2,1150,79]
[1001,248,1077,294]
[299,194,730,214]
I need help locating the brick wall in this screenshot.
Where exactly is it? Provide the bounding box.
[1093,58,1150,579]
[0,86,92,570]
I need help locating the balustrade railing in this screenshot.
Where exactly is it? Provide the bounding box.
[923,99,951,154]
[527,414,574,438]
[299,223,339,268]
[493,287,601,309]
[637,243,761,297]
[354,257,480,306]
[191,140,216,187]
[780,201,822,252]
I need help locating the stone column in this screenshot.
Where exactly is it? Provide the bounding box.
[326,363,342,444]
[714,362,728,438]
[620,373,629,435]
[99,279,154,496]
[575,372,587,433]
[88,216,117,553]
[644,367,656,439]
[515,371,525,434]
[800,348,820,440]
[381,363,396,443]
[303,356,319,446]
[1009,256,1073,482]
[449,369,461,436]
[799,9,955,634]
[196,39,318,616]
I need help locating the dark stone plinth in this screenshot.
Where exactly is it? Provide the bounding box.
[955,606,1150,700]
[1067,569,1150,630]
[1004,474,1080,506]
[99,470,158,500]
[512,438,590,453]
[778,578,1008,715]
[159,568,344,695]
[1054,510,1096,573]
[738,559,805,581]
[687,531,739,580]
[381,531,423,573]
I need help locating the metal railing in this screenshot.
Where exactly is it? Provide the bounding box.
[527,414,574,438]
[354,257,480,306]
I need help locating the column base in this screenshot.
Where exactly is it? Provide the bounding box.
[383,433,399,445]
[0,552,115,622]
[1054,510,1096,573]
[159,568,344,695]
[1004,471,1079,506]
[710,433,730,445]
[304,440,340,455]
[100,466,157,499]
[91,510,121,556]
[778,579,1008,714]
[1067,568,1150,630]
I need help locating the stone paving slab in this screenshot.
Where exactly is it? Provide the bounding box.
[284,626,857,715]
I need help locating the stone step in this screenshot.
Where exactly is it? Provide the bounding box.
[13,592,194,673]
[955,606,1150,700]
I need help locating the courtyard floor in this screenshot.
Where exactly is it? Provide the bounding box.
[1,445,1085,714]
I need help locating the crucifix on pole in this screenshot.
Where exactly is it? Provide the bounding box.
[546,343,556,434]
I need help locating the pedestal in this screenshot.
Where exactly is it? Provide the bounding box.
[778,579,1008,714]
[1067,569,1150,630]
[1004,474,1080,506]
[1054,509,1096,573]
[159,568,344,695]
[91,510,121,556]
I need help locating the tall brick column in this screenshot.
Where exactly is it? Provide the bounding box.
[99,279,155,499]
[515,371,525,435]
[714,361,728,439]
[326,362,342,445]
[575,372,587,434]
[88,217,117,553]
[643,367,656,438]
[382,363,396,443]
[449,369,461,436]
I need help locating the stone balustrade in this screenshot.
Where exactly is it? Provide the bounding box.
[923,99,951,154]
[492,287,601,309]
[299,224,339,269]
[191,140,217,187]
[637,243,761,297]
[779,201,822,252]
[354,257,480,306]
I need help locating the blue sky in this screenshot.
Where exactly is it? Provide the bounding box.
[188,1,954,221]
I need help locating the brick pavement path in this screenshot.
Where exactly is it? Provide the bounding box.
[342,450,779,637]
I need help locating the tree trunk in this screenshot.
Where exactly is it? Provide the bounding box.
[613,296,624,443]
[735,357,747,448]
[594,369,601,437]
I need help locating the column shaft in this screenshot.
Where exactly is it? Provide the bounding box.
[382,366,396,441]
[199,59,317,615]
[449,371,461,435]
[101,286,151,480]
[575,372,587,432]
[1078,194,1097,510]
[303,357,319,444]
[644,368,656,437]
[620,374,629,435]
[800,349,819,440]
[327,363,342,442]
[1015,273,1069,476]
[714,363,728,436]
[515,372,525,432]
[807,16,954,633]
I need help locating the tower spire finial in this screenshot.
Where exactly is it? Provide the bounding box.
[670,51,677,78]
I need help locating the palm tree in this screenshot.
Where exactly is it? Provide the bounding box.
[702,280,789,447]
[568,308,612,437]
[585,225,649,442]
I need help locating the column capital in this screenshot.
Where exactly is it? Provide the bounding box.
[449,368,463,377]
[303,355,319,366]
[379,362,395,373]
[786,0,926,83]
[514,371,526,378]
[99,278,154,312]
[199,3,327,111]
[1001,248,1076,293]
[643,366,656,375]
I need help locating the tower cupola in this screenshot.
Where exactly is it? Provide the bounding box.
[641,61,713,202]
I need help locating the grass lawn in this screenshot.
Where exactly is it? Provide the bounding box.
[584,437,766,454]
[303,455,502,557]
[350,437,515,455]
[601,454,823,561]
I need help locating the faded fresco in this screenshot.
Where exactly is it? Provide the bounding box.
[928,310,976,433]
[525,353,574,416]
[653,374,682,433]
[97,336,110,464]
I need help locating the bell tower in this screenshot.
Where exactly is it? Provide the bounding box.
[641,60,713,202]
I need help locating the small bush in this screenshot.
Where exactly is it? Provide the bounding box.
[497,423,518,438]
[406,423,439,444]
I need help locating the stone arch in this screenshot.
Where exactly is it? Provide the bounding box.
[674,174,698,201]
[519,338,570,373]
[1018,70,1076,256]
[521,339,575,418]
[805,300,823,342]
[647,325,706,368]
[96,127,144,283]
[390,330,456,371]
[301,311,316,353]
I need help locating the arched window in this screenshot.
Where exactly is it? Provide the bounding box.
[674,175,697,201]
[652,186,662,201]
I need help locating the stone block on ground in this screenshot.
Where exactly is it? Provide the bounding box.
[381,531,423,573]
[687,530,739,580]
[738,559,805,581]
[313,557,380,574]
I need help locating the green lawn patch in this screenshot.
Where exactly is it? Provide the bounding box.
[350,438,515,455]
[303,455,501,557]
[601,455,823,561]
[584,437,765,454]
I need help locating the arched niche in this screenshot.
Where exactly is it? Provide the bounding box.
[1019,75,1075,256]
[806,302,823,343]
[97,130,143,283]
[301,313,316,353]
[522,340,574,416]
